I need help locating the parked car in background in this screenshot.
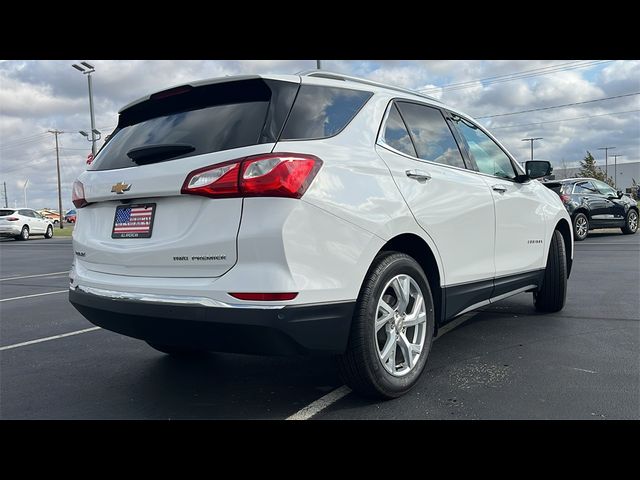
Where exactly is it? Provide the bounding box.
[38,209,62,224]
[544,178,638,240]
[68,71,573,399]
[0,208,54,240]
[65,209,77,223]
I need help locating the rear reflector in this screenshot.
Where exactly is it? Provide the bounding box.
[181,153,322,199]
[229,292,298,301]
[72,180,89,208]
[560,194,571,204]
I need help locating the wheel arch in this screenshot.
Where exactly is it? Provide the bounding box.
[554,218,573,278]
[376,233,444,335]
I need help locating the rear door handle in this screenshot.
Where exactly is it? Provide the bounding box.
[406,170,431,182]
[492,185,508,193]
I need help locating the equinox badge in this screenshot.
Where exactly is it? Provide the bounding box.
[111,182,131,194]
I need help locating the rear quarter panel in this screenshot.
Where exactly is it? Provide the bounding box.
[274,93,446,286]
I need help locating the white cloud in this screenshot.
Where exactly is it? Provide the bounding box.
[1,59,639,211]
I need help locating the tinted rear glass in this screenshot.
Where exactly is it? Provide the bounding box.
[280,85,372,140]
[90,79,298,171]
[0,209,16,216]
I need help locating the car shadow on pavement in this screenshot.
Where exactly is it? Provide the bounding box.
[125,350,342,419]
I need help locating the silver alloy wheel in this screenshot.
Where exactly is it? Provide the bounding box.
[375,274,427,377]
[629,211,638,232]
[576,216,588,238]
[21,226,29,240]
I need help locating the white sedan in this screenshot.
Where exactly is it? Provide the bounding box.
[0,208,54,240]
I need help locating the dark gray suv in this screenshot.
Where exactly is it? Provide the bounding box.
[544,178,638,240]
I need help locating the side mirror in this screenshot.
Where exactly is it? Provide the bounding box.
[617,190,624,198]
[525,160,552,179]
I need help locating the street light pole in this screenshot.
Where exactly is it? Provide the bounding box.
[597,146,615,179]
[23,178,29,207]
[522,137,543,161]
[316,60,323,70]
[611,154,622,189]
[72,62,97,156]
[87,71,97,156]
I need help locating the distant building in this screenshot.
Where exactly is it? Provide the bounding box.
[552,161,640,193]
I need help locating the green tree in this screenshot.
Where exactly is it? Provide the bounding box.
[575,151,615,187]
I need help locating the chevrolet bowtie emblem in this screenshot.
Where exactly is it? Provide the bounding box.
[111,182,131,194]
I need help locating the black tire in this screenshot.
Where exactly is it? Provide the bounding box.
[44,225,53,239]
[573,212,589,241]
[621,209,638,235]
[16,225,29,241]
[337,252,435,399]
[534,230,567,313]
[146,341,207,357]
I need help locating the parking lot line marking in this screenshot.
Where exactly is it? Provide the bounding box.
[285,312,479,420]
[572,367,597,374]
[0,290,68,303]
[0,326,101,352]
[286,385,352,420]
[0,271,69,282]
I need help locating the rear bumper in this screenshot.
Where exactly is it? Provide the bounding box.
[69,287,355,356]
[0,225,21,236]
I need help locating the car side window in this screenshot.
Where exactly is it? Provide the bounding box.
[18,209,31,217]
[395,102,466,169]
[574,182,598,194]
[592,179,616,196]
[381,103,417,157]
[451,115,517,180]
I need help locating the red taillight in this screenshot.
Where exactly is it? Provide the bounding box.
[229,292,298,301]
[560,194,571,204]
[181,153,322,199]
[181,160,241,198]
[72,180,89,208]
[6,217,19,221]
[240,154,320,198]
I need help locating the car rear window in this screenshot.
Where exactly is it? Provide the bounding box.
[0,209,16,216]
[89,78,299,171]
[280,85,373,140]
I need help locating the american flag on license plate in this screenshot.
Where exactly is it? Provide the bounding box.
[113,206,153,235]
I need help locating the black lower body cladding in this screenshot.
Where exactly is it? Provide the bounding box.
[69,288,355,356]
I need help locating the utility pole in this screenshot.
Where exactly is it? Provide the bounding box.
[611,154,622,189]
[522,137,543,161]
[48,130,64,229]
[597,146,615,178]
[2,181,7,208]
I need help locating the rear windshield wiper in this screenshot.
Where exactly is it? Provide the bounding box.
[126,143,195,165]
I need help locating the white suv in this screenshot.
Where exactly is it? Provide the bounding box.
[69,71,573,398]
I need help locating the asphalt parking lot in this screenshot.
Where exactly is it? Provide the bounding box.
[1,231,638,419]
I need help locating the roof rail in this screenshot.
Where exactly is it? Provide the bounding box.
[298,70,441,103]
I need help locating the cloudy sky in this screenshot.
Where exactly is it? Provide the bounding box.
[1,59,639,211]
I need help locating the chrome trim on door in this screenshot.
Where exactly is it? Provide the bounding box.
[452,284,537,318]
